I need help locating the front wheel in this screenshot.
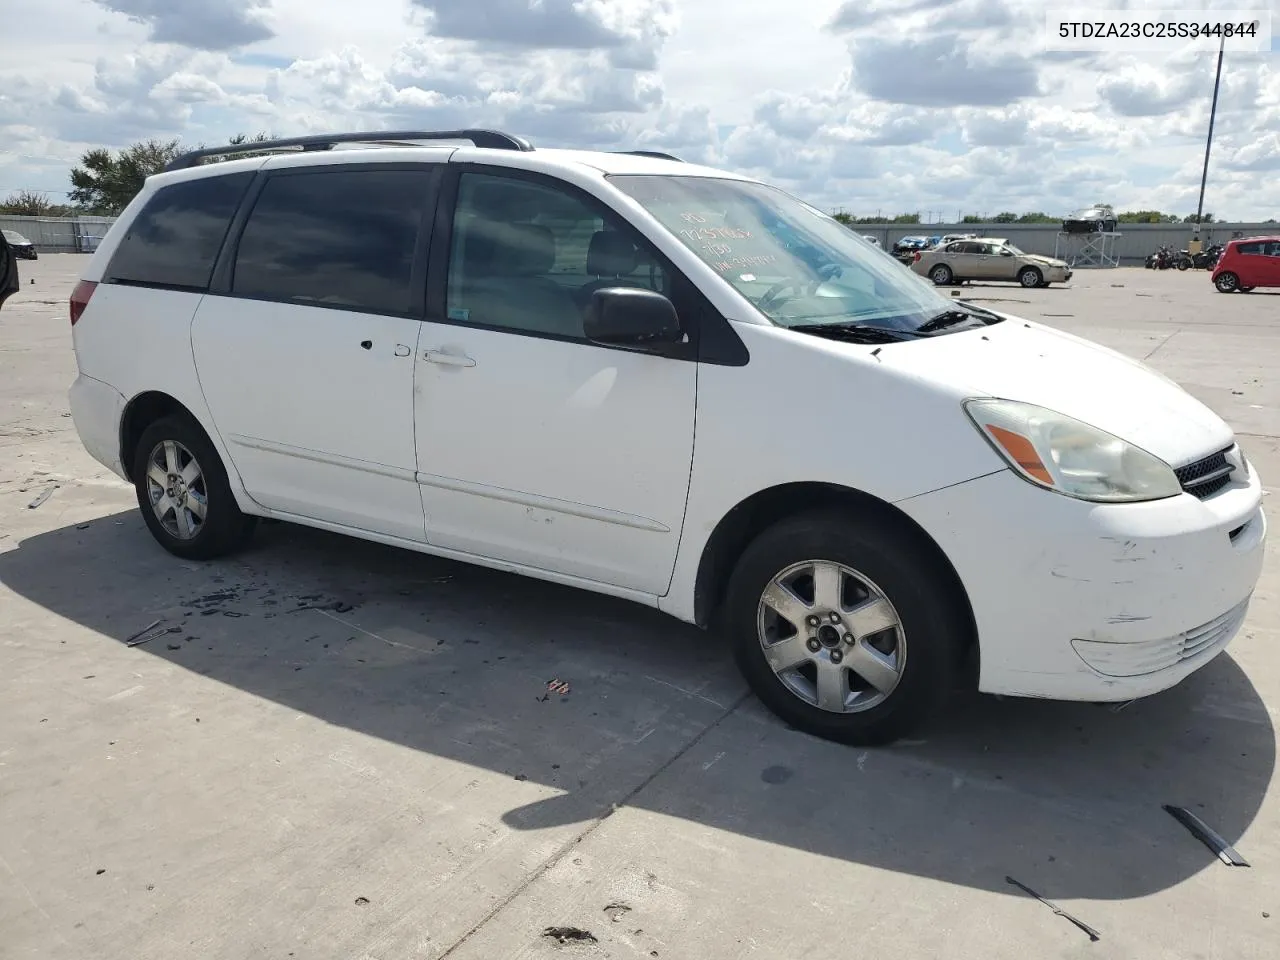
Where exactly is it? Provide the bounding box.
[1176,257,1191,271]
[1214,272,1239,293]
[132,414,256,560]
[1018,266,1043,288]
[722,511,968,745]
[929,264,953,285]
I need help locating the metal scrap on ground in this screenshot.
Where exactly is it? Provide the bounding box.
[1163,805,1251,867]
[1005,875,1101,942]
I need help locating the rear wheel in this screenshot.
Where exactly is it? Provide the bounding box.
[929,264,953,285]
[132,414,255,560]
[1018,266,1042,288]
[723,510,967,746]
[1214,272,1239,293]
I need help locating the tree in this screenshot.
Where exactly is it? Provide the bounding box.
[0,189,73,217]
[1118,210,1178,223]
[1016,212,1058,223]
[960,214,984,224]
[1183,212,1215,224]
[992,211,1018,223]
[69,139,183,215]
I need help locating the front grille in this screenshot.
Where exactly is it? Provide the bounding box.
[1175,447,1234,499]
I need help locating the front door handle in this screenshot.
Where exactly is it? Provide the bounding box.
[423,350,476,368]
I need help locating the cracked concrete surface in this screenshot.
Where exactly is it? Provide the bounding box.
[2,258,1278,959]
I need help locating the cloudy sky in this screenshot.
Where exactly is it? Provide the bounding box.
[1,0,1278,220]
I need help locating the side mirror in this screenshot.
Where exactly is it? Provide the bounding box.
[584,287,683,349]
[0,234,18,311]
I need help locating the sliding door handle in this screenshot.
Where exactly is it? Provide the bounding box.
[423,350,476,368]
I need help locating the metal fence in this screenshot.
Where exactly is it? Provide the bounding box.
[855,221,1280,266]
[6,212,1277,266]
[1,215,118,254]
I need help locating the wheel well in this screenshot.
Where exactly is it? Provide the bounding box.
[692,482,977,647]
[119,391,194,482]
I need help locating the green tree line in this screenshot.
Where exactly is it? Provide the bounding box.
[0,133,274,218]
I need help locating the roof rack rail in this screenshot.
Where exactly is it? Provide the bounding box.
[165,129,534,172]
[615,150,685,162]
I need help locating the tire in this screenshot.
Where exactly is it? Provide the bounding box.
[929,264,953,285]
[1018,266,1042,288]
[1176,258,1190,271]
[1214,272,1239,293]
[722,510,968,746]
[131,414,256,560]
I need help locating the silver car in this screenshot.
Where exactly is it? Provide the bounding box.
[911,237,1072,288]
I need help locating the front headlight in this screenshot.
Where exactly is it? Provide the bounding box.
[964,399,1182,503]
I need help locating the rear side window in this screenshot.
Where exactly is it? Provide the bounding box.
[1237,242,1264,255]
[232,168,432,316]
[106,173,253,290]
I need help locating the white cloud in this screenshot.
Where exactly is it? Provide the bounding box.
[0,0,1278,220]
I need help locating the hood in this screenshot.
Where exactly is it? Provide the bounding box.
[1022,253,1068,268]
[880,316,1232,467]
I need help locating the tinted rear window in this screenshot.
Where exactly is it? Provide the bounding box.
[231,168,432,316]
[106,173,253,290]
[1237,242,1264,255]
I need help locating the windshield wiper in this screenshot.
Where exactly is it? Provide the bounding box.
[916,307,1000,334]
[788,322,921,344]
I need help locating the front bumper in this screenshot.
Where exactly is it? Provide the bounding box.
[897,464,1266,701]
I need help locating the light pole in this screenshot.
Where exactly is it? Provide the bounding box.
[1191,33,1226,252]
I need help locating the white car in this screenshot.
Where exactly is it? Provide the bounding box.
[66,130,1266,745]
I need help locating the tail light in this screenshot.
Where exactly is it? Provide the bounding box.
[913,251,922,263]
[70,280,98,326]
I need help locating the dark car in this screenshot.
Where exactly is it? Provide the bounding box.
[2,229,38,259]
[1062,204,1117,234]
[0,230,18,309]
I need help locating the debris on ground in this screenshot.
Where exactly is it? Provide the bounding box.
[514,773,528,781]
[95,868,105,875]
[603,902,632,922]
[1005,876,1100,941]
[126,620,167,647]
[1163,805,1251,866]
[541,927,598,945]
[354,896,370,905]
[540,678,571,701]
[27,485,57,509]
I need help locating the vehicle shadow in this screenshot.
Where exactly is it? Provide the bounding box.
[1,510,1272,902]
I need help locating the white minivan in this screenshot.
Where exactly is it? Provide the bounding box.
[67,130,1266,745]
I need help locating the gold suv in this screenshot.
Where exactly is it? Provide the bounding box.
[911,238,1072,288]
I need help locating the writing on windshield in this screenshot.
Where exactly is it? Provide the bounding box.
[609,175,951,333]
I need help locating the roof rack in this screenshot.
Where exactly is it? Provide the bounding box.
[614,150,685,162]
[165,129,535,172]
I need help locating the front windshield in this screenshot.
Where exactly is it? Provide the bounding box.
[2,230,26,243]
[1003,242,1024,255]
[609,175,951,331]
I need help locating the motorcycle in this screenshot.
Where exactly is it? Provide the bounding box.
[1145,244,1176,269]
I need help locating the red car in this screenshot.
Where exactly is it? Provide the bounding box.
[1212,236,1280,293]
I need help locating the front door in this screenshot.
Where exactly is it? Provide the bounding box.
[192,165,436,542]
[413,169,697,595]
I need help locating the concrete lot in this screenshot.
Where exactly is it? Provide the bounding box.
[2,255,1278,960]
